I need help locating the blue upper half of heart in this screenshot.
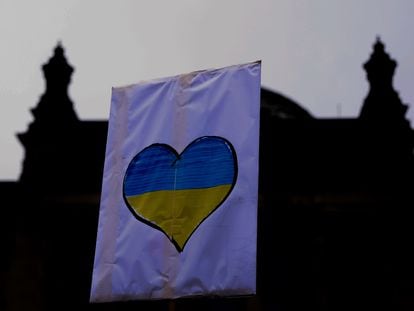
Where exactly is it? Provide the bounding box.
[124,136,236,196]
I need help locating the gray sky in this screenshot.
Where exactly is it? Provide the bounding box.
[1,0,413,179]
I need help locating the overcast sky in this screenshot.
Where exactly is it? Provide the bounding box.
[1,0,413,179]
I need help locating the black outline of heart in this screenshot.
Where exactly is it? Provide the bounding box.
[122,136,238,252]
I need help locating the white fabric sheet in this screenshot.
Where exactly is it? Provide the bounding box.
[90,61,261,302]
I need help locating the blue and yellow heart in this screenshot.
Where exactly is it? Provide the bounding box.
[123,136,237,252]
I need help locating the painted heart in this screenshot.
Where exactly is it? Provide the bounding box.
[123,136,237,252]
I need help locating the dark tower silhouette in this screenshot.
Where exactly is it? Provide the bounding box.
[360,38,410,124]
[17,43,107,194]
[359,38,414,186]
[34,42,78,123]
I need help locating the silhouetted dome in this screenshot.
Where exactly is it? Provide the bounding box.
[261,87,313,119]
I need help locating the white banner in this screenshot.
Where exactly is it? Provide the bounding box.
[90,61,261,302]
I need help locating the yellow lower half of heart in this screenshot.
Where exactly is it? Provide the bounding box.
[125,184,232,250]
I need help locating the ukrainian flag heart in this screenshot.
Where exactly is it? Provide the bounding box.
[123,136,237,252]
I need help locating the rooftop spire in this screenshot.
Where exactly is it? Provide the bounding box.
[17,42,78,146]
[359,38,413,160]
[17,42,79,186]
[363,37,397,90]
[42,41,74,93]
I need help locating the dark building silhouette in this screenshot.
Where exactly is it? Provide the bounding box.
[258,37,414,310]
[1,39,414,310]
